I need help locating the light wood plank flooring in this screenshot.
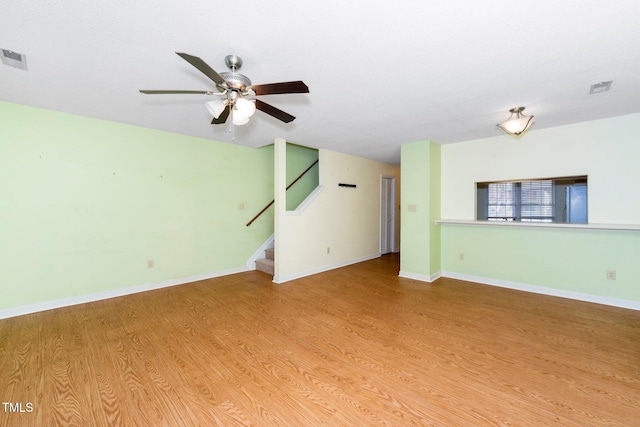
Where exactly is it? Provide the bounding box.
[1,253,639,426]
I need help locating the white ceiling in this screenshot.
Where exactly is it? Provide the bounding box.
[1,1,639,164]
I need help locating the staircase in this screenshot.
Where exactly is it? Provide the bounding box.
[255,247,274,275]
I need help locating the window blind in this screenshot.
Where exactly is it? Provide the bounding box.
[520,180,553,222]
[487,182,516,220]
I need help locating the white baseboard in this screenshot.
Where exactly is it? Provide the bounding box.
[399,270,442,283]
[0,266,251,320]
[440,271,640,311]
[273,253,381,284]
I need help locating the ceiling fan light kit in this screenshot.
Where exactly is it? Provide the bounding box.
[497,106,535,136]
[235,98,256,118]
[205,97,226,119]
[232,110,250,126]
[140,52,309,127]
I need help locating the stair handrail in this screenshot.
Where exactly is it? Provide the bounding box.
[246,159,319,227]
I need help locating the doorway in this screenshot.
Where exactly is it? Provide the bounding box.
[380,176,396,254]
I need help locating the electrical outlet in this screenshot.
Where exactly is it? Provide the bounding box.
[327,247,331,254]
[147,259,155,269]
[459,253,465,261]
[606,269,616,280]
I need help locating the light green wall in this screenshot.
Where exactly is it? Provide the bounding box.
[438,113,640,304]
[429,143,441,275]
[285,143,319,210]
[400,141,441,278]
[441,224,640,301]
[0,101,274,311]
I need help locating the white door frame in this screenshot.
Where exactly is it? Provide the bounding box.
[380,175,396,254]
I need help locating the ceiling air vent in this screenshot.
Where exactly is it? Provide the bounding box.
[1,49,28,70]
[589,81,612,94]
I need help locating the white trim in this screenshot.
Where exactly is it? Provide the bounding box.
[246,233,275,269]
[439,271,640,311]
[399,270,442,283]
[273,253,380,284]
[284,185,325,216]
[436,219,640,232]
[380,175,397,254]
[0,266,251,320]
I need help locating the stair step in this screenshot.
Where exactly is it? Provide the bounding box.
[255,258,274,275]
[265,248,274,260]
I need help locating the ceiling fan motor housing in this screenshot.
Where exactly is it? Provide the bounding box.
[219,72,252,92]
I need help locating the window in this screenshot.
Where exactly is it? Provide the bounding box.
[477,176,587,223]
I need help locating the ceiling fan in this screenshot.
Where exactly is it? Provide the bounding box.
[140,52,309,126]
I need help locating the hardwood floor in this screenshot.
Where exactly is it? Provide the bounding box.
[1,253,639,426]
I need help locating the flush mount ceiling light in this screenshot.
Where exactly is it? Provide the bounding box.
[497,107,535,136]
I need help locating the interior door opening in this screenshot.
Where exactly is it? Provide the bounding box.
[380,176,396,255]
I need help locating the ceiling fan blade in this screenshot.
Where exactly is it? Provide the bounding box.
[139,90,215,95]
[255,99,295,123]
[211,105,230,124]
[252,81,309,96]
[176,52,227,86]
